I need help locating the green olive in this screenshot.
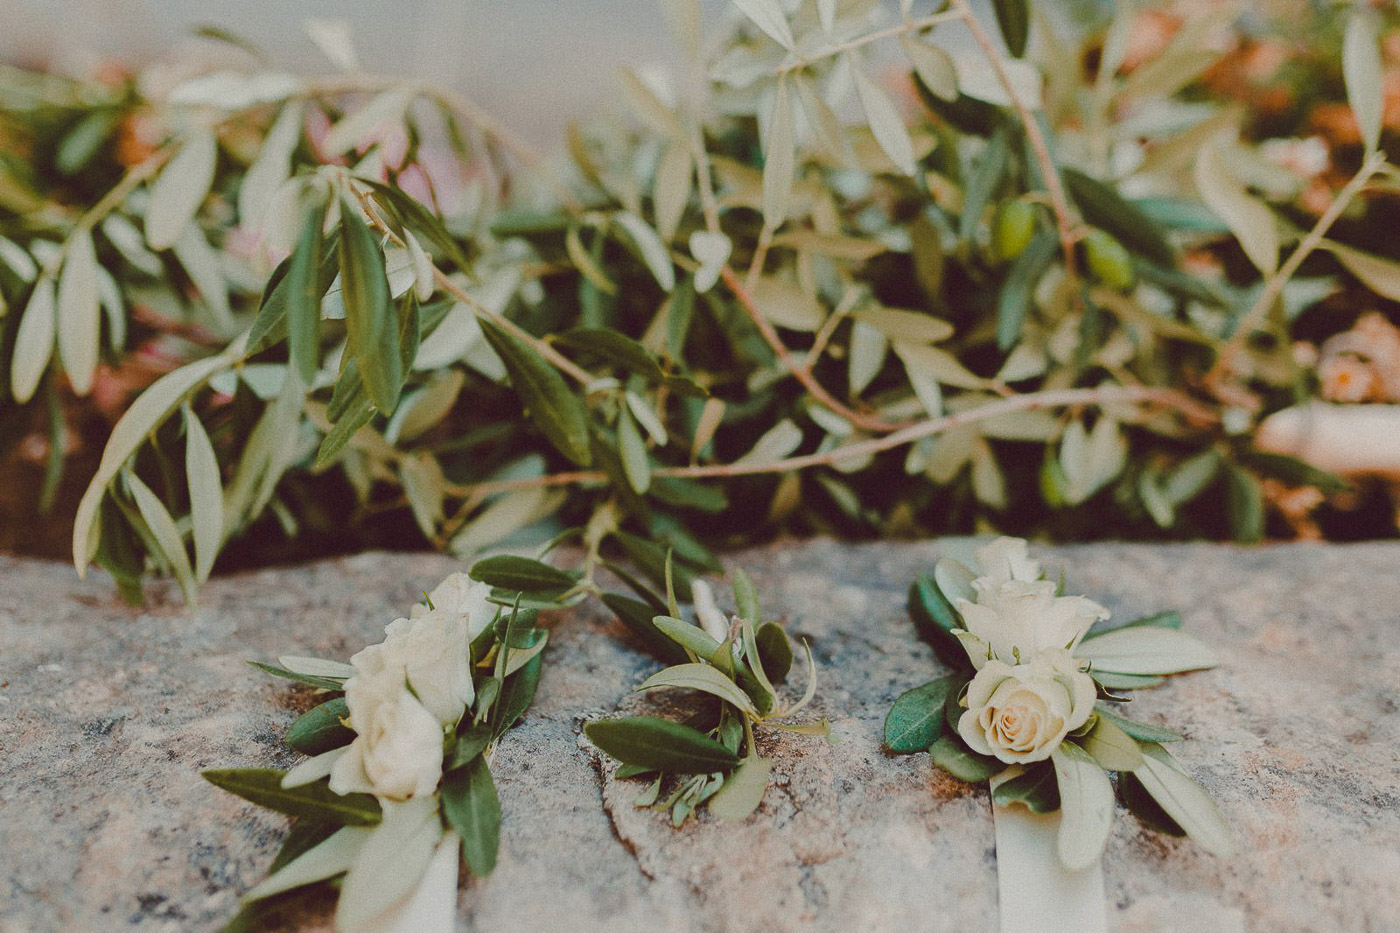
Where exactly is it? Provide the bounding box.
[991,200,1037,262]
[1083,230,1135,291]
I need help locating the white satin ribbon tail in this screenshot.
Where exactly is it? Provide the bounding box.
[991,775,1107,933]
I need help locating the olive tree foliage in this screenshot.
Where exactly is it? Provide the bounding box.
[0,0,1390,602]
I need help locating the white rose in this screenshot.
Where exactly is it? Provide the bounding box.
[933,536,1043,604]
[954,580,1109,669]
[413,571,498,641]
[372,606,475,725]
[971,537,1042,586]
[956,651,1096,764]
[330,682,444,800]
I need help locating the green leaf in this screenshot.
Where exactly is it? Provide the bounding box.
[762,75,796,228]
[853,62,917,175]
[268,819,340,874]
[1079,626,1219,675]
[1194,141,1277,276]
[731,569,759,624]
[707,755,772,821]
[286,199,327,384]
[315,396,375,466]
[992,763,1060,813]
[1062,168,1174,267]
[1324,240,1400,302]
[494,651,543,737]
[247,660,346,691]
[339,201,403,413]
[469,554,576,592]
[612,530,694,602]
[928,733,999,782]
[652,615,723,660]
[617,405,651,494]
[10,276,56,404]
[1242,451,1350,496]
[996,231,1057,351]
[585,716,740,773]
[183,406,223,584]
[201,769,381,825]
[899,34,958,101]
[477,314,592,466]
[884,676,957,753]
[554,328,665,380]
[960,127,1009,243]
[1089,609,1182,638]
[1344,9,1384,154]
[612,212,676,292]
[1091,671,1165,691]
[732,0,794,49]
[755,622,792,684]
[146,128,217,250]
[1119,770,1187,837]
[1093,703,1184,743]
[639,662,757,716]
[125,470,196,605]
[445,722,493,772]
[907,574,969,669]
[1052,742,1115,870]
[1079,715,1143,772]
[1224,462,1264,544]
[1134,743,1234,857]
[990,0,1029,56]
[360,178,471,274]
[56,227,101,395]
[441,756,501,878]
[602,593,690,664]
[285,698,354,755]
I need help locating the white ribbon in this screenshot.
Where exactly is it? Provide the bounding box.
[990,773,1106,933]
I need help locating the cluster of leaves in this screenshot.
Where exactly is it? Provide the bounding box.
[468,546,822,825]
[3,0,1399,603]
[201,595,545,932]
[884,560,1233,868]
[580,566,824,825]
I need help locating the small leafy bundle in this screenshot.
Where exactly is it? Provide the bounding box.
[585,567,825,826]
[204,570,546,932]
[885,537,1233,869]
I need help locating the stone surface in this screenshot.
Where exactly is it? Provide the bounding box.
[2,540,1398,932]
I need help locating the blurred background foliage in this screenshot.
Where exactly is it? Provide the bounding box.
[2,0,1399,603]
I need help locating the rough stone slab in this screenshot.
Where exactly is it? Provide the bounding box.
[2,541,1398,933]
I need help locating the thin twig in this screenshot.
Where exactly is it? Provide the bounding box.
[776,9,962,75]
[951,0,1078,277]
[441,384,1212,498]
[1213,150,1384,373]
[720,266,910,433]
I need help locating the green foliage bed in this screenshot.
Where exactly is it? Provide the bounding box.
[1,0,1396,601]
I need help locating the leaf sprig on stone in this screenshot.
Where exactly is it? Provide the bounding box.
[587,566,825,826]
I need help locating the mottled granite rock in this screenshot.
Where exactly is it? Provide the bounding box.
[2,541,1398,932]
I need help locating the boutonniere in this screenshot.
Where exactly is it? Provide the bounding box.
[204,572,546,931]
[885,538,1234,869]
[587,568,827,825]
